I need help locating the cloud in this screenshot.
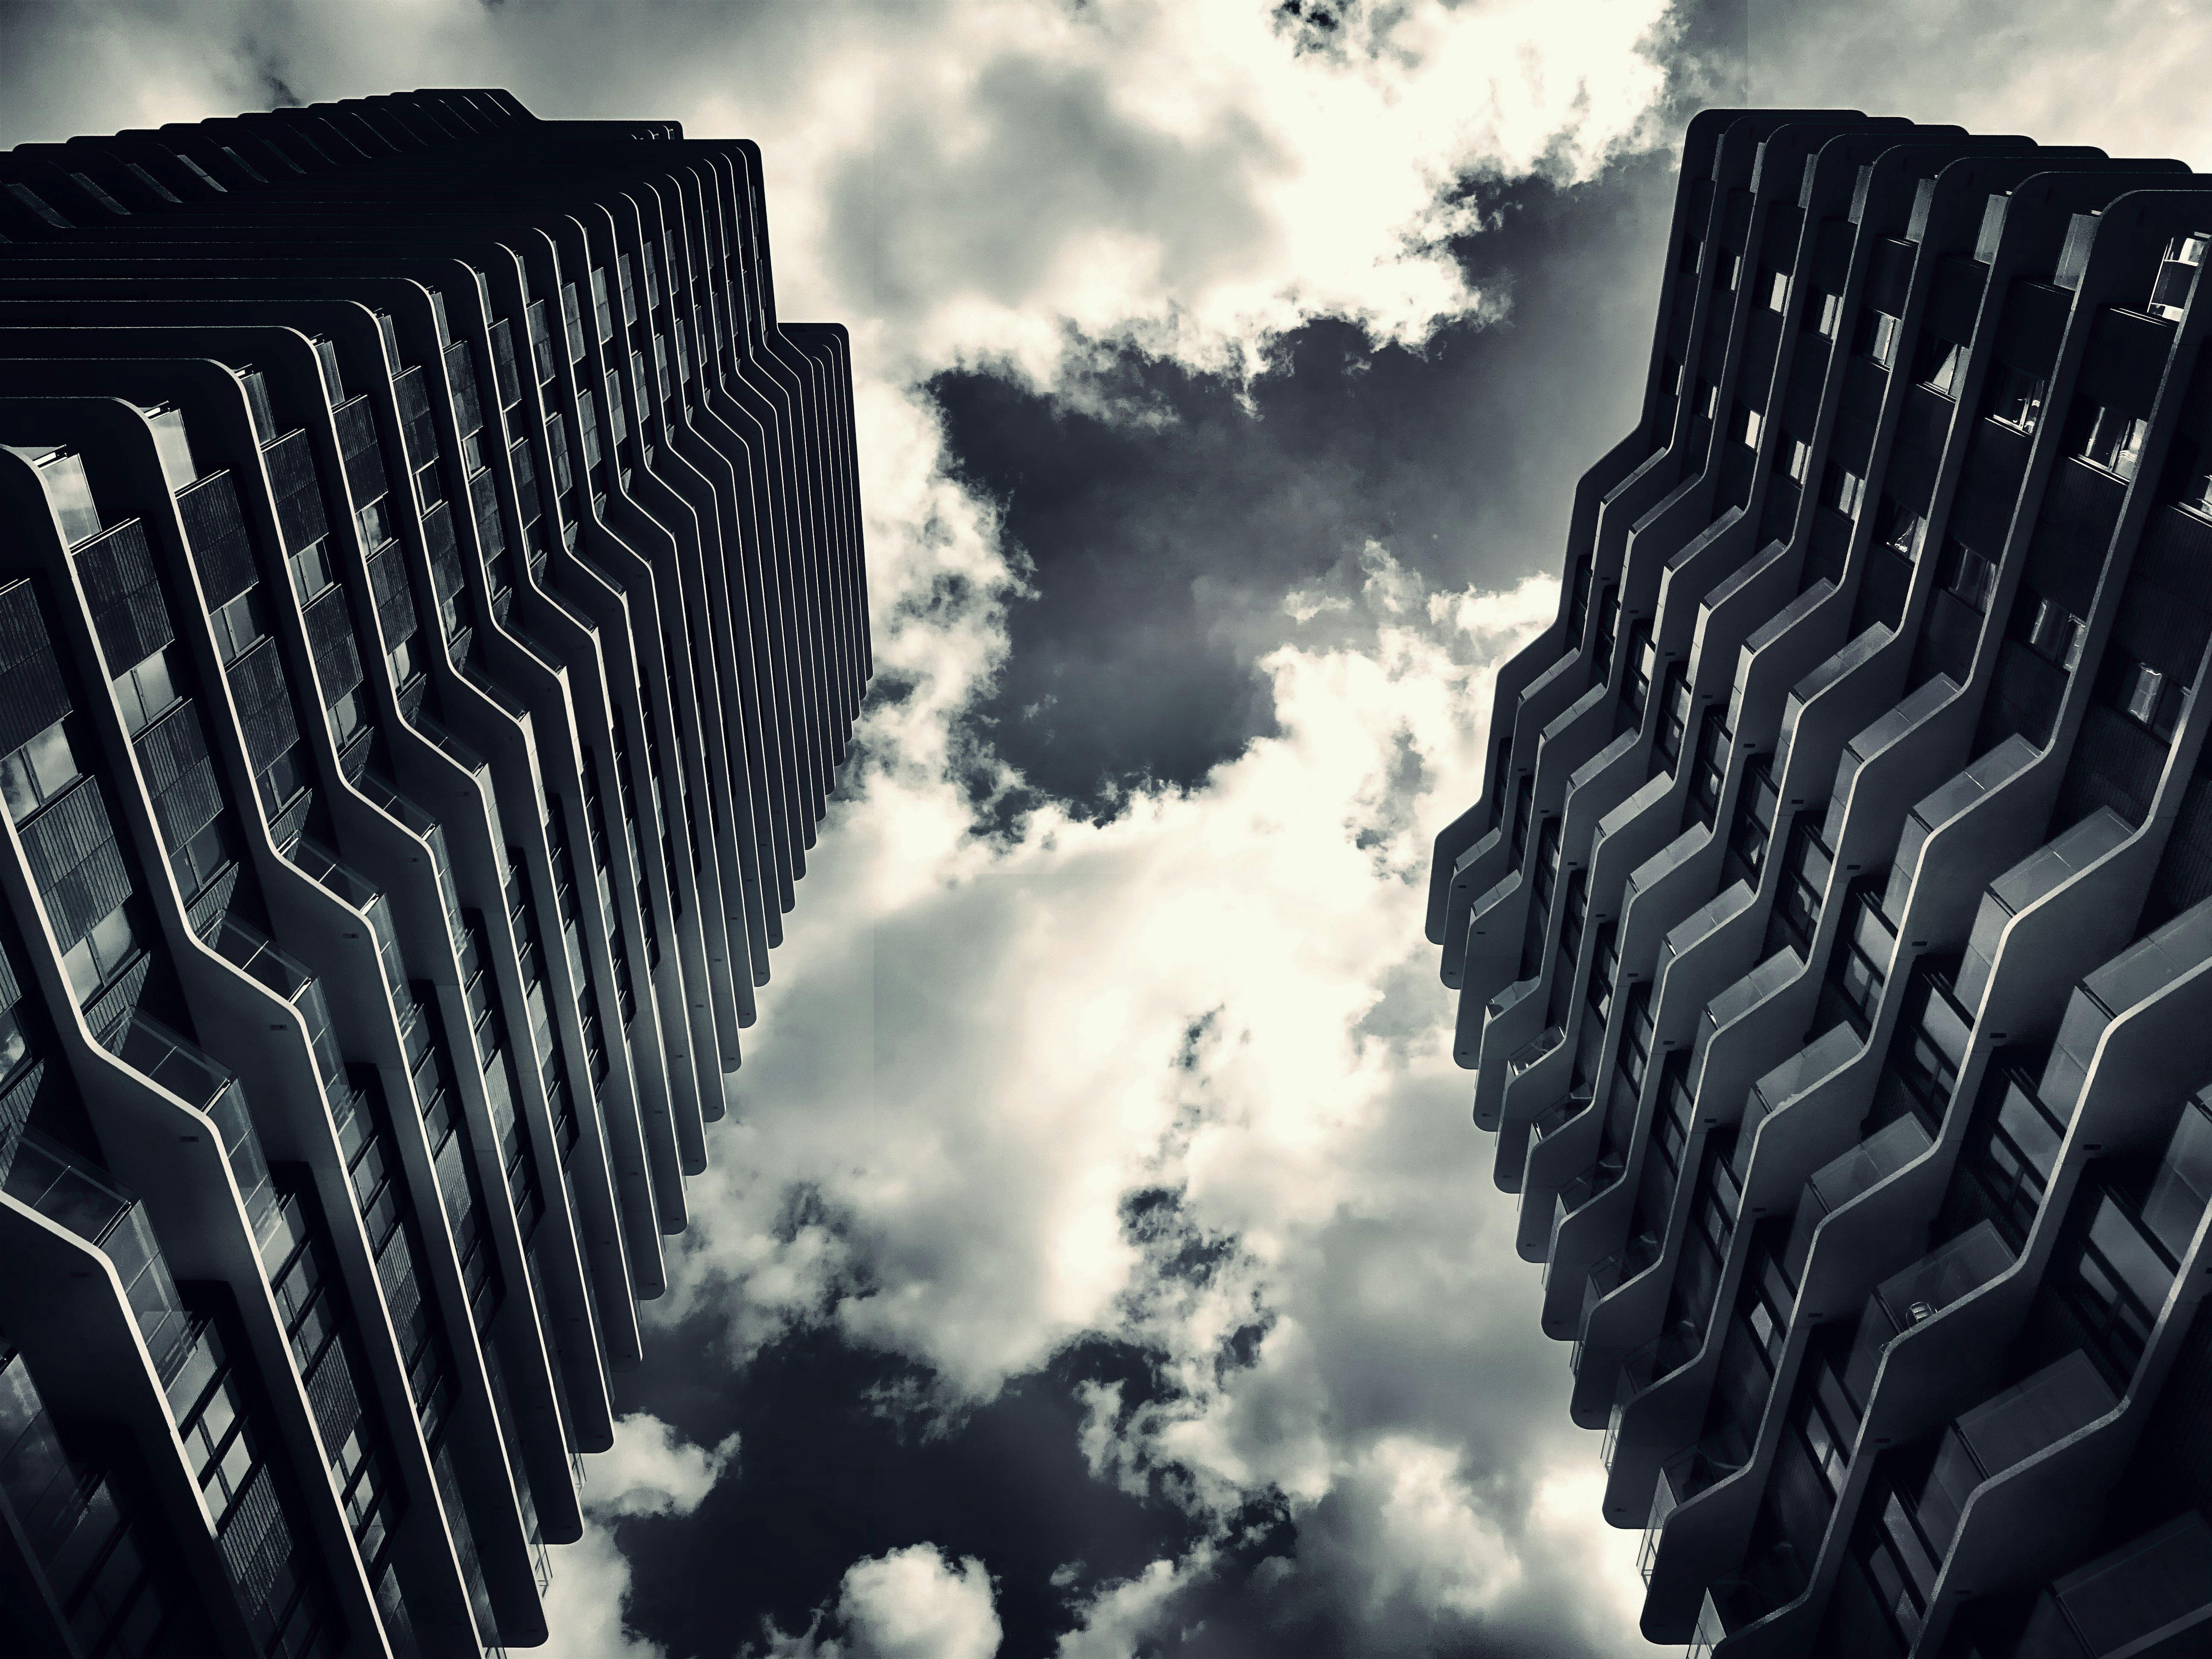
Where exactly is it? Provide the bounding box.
[584,1412,744,1520]
[538,1519,668,1659]
[752,1545,1004,1659]
[540,1413,743,1659]
[0,0,1686,393]
[840,1547,1004,1659]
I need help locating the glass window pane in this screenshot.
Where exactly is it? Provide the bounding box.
[2088,1196,2174,1312]
[25,722,79,798]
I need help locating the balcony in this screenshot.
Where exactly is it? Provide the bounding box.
[350,767,439,838]
[2010,1511,2212,1657]
[210,917,346,1088]
[1530,1087,1593,1147]
[1508,1023,1565,1077]
[1840,1219,2015,1404]
[1782,1112,1933,1282]
[114,1014,280,1256]
[3,1131,192,1379]
[288,836,407,998]
[212,913,309,999]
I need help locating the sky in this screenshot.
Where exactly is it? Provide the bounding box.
[3,1,2207,1655]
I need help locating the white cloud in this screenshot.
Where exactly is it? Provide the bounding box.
[1052,1556,1196,1659]
[752,1545,1004,1659]
[538,1519,669,1659]
[538,1414,741,1659]
[582,1412,742,1520]
[840,1546,1004,1659]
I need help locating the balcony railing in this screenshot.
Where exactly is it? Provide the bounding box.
[1837,1217,2015,1409]
[114,1014,280,1257]
[1531,1087,1593,1145]
[1509,1024,1566,1076]
[3,1131,192,1379]
[350,768,426,833]
[285,833,379,910]
[212,914,309,999]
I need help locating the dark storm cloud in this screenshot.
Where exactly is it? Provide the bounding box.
[602,1324,1199,1658]
[939,154,1677,806]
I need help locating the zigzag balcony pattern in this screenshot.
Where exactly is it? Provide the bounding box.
[1429,109,2212,1658]
[0,88,865,1659]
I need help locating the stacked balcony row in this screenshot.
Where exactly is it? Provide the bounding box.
[1428,109,2212,1657]
[0,85,865,1659]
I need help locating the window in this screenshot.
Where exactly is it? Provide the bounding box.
[209,584,270,664]
[1765,269,1789,312]
[2027,597,2087,671]
[1825,888,1896,1034]
[1913,335,1965,396]
[561,280,585,362]
[415,459,444,511]
[2078,404,2150,481]
[236,368,276,444]
[1718,254,1743,293]
[1770,819,1832,960]
[1972,1074,2067,1244]
[1694,378,1719,421]
[591,266,614,341]
[2181,458,2212,518]
[176,819,235,899]
[327,689,368,748]
[2149,233,2207,320]
[389,636,419,688]
[113,647,180,735]
[62,902,137,1002]
[33,449,101,545]
[0,720,81,823]
[1855,308,1903,369]
[1989,365,2047,433]
[1731,403,1764,448]
[287,537,334,602]
[605,373,629,447]
[2122,662,2165,726]
[547,412,574,496]
[312,336,343,405]
[1876,497,1926,557]
[2142,1098,2212,1259]
[1938,540,1998,612]
[1812,292,1844,338]
[578,392,602,469]
[257,745,308,815]
[460,433,485,475]
[0,1007,25,1083]
[1678,238,1702,276]
[1778,438,1813,483]
[141,404,199,486]
[1825,464,1868,518]
[527,298,556,383]
[355,498,392,550]
[372,309,400,372]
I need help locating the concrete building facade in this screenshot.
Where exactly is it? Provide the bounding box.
[1429,111,2212,1657]
[0,89,866,1658]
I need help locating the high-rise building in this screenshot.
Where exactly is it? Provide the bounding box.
[1429,111,2212,1657]
[0,90,866,1658]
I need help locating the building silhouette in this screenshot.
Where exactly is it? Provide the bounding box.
[1429,112,2212,1656]
[0,89,865,1657]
